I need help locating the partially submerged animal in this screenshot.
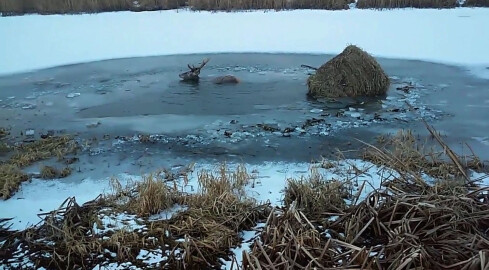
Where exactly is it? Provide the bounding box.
[179,58,209,82]
[211,75,240,85]
[179,58,240,85]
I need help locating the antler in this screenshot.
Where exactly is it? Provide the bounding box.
[199,58,210,69]
[179,58,211,82]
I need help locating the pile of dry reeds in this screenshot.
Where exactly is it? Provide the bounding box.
[307,45,390,99]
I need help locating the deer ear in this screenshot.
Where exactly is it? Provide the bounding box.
[188,64,193,70]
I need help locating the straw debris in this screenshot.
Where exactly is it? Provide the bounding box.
[40,165,72,179]
[10,136,78,168]
[0,136,78,199]
[244,131,489,269]
[0,164,270,269]
[307,45,390,99]
[362,129,485,192]
[0,164,29,200]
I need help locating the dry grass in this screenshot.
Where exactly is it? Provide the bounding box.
[362,129,484,193]
[10,136,78,168]
[0,143,9,154]
[2,132,487,269]
[0,164,29,200]
[40,165,72,179]
[0,164,270,269]
[0,0,353,15]
[129,173,174,216]
[357,0,457,8]
[244,129,489,269]
[307,45,390,99]
[167,164,269,268]
[284,167,349,218]
[244,184,489,269]
[40,165,58,179]
[1,136,78,199]
[0,127,9,154]
[59,167,72,178]
[2,0,485,15]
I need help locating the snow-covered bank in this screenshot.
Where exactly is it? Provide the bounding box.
[1,8,489,75]
[2,160,488,231]
[0,160,386,231]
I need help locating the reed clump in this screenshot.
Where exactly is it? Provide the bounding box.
[307,45,390,99]
[284,167,349,219]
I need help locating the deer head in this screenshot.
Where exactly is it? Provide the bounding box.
[179,58,210,82]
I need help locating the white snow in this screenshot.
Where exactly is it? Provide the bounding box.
[1,8,489,76]
[148,204,188,221]
[136,249,167,266]
[0,174,140,230]
[93,210,146,235]
[220,223,265,270]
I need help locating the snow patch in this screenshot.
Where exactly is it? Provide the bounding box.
[1,9,489,75]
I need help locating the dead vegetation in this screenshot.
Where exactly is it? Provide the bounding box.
[0,0,354,15]
[307,45,390,99]
[40,165,72,179]
[0,127,8,141]
[10,136,78,168]
[362,127,485,190]
[187,0,352,11]
[284,167,349,218]
[0,165,269,269]
[1,127,488,269]
[244,127,489,269]
[2,0,488,15]
[0,164,29,200]
[0,0,182,16]
[0,136,78,199]
[357,0,458,9]
[0,127,10,154]
[244,184,489,269]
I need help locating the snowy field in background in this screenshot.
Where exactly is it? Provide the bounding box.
[1,8,489,77]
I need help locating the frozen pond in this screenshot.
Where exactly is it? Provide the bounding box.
[0,53,488,164]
